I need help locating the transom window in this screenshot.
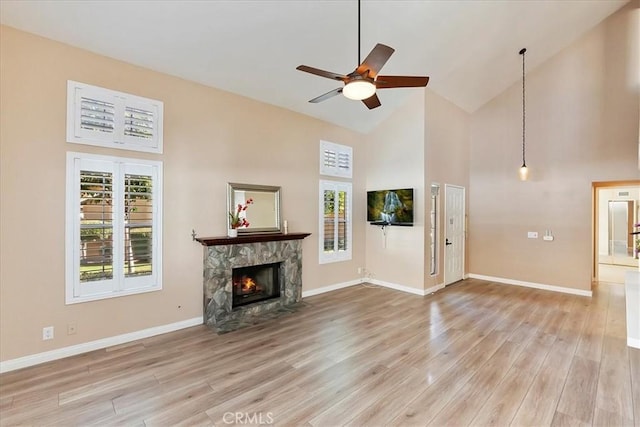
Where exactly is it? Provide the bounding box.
[67,80,163,154]
[320,140,352,178]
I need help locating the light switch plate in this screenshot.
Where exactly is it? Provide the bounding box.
[527,232,538,239]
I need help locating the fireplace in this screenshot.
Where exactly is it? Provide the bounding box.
[197,232,310,333]
[232,262,281,308]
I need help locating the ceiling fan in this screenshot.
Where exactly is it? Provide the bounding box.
[296,0,429,110]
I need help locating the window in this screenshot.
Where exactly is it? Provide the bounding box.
[66,152,162,304]
[319,180,352,264]
[320,140,352,178]
[430,184,440,275]
[67,80,163,154]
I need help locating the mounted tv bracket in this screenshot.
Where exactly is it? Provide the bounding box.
[370,221,390,228]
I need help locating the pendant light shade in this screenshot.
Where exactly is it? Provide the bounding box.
[519,165,529,181]
[519,47,529,181]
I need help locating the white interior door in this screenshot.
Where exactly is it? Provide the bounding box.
[444,184,465,285]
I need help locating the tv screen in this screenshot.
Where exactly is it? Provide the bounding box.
[367,188,414,226]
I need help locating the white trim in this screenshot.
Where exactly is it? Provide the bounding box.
[0,317,202,374]
[425,283,446,294]
[628,337,640,349]
[369,279,427,296]
[467,273,593,297]
[320,140,352,178]
[301,279,361,298]
[66,152,163,304]
[319,180,353,264]
[67,80,163,154]
[302,278,442,298]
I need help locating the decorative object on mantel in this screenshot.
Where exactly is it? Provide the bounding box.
[228,197,253,237]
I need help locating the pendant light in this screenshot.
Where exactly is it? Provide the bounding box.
[519,47,529,181]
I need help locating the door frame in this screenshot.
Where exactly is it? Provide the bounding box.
[592,180,640,282]
[444,184,466,286]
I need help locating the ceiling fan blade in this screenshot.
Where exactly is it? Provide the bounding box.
[356,44,395,78]
[296,65,347,81]
[362,93,381,109]
[375,75,429,89]
[309,88,343,103]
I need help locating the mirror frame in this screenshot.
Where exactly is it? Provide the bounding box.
[227,183,281,234]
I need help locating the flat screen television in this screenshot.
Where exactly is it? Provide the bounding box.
[367,188,414,226]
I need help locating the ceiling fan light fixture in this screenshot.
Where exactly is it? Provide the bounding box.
[343,80,376,100]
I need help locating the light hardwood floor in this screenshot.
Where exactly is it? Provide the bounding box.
[1,278,639,426]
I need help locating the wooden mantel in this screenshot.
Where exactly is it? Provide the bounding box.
[195,232,311,247]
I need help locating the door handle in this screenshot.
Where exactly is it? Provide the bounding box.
[446,238,452,246]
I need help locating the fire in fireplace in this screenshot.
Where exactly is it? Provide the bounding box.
[232,262,281,308]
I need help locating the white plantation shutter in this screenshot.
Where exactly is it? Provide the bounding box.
[319,180,352,264]
[66,152,163,304]
[123,99,159,145]
[67,81,163,153]
[320,140,352,178]
[78,96,116,138]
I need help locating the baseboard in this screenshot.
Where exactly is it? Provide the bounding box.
[302,279,361,298]
[368,279,427,296]
[467,273,593,297]
[425,283,445,294]
[628,337,640,349]
[0,316,203,374]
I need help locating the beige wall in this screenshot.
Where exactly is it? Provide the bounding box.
[364,89,471,291]
[469,2,640,291]
[365,92,426,290]
[424,91,471,288]
[0,25,366,362]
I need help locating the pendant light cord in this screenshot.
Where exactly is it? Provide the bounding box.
[520,48,526,167]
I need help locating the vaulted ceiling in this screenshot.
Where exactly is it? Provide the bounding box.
[0,0,629,133]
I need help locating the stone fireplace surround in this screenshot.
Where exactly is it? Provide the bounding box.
[196,233,310,333]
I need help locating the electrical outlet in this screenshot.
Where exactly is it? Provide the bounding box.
[67,322,77,335]
[527,231,538,239]
[42,326,54,340]
[357,267,363,275]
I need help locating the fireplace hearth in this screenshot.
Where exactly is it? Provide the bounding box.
[232,263,281,308]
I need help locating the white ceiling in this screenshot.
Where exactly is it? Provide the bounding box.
[0,0,629,133]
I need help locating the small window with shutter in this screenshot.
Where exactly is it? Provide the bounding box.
[320,140,352,178]
[67,81,163,154]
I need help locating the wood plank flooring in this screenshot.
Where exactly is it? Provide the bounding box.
[1,278,638,426]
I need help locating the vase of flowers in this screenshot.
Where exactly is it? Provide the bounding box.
[228,198,254,237]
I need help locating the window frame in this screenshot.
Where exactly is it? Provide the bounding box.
[430,183,440,276]
[320,140,353,179]
[65,152,163,304]
[66,80,164,154]
[319,180,352,264]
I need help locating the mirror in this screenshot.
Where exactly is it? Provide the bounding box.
[227,183,281,234]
